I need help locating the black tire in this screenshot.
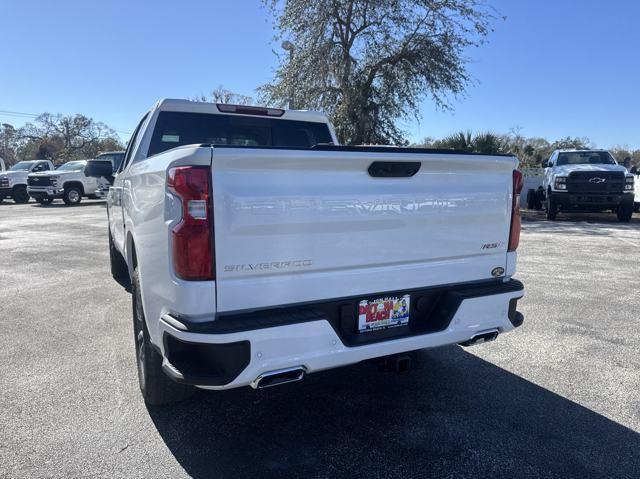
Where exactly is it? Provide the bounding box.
[36,197,54,205]
[132,268,194,405]
[13,185,29,204]
[0,195,4,204]
[526,189,535,210]
[617,203,633,222]
[546,194,558,221]
[109,229,129,280]
[63,186,82,205]
[534,188,544,210]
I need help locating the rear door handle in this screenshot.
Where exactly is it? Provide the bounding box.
[368,161,421,178]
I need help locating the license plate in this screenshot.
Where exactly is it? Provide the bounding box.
[358,294,410,333]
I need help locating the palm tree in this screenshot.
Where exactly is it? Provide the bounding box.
[434,131,504,154]
[472,132,504,154]
[435,131,474,152]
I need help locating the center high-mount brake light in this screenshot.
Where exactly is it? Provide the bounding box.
[216,103,285,117]
[508,170,523,252]
[167,166,214,280]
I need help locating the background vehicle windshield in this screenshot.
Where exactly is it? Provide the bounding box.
[9,161,35,171]
[56,161,86,171]
[556,151,616,166]
[148,112,333,157]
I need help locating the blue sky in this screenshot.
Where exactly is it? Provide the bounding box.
[1,0,639,148]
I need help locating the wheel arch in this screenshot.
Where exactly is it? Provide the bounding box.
[12,183,26,194]
[63,181,85,195]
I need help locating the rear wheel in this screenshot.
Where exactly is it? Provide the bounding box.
[617,203,633,222]
[132,268,194,405]
[526,189,536,210]
[63,186,82,205]
[534,188,544,210]
[546,195,558,221]
[13,186,29,204]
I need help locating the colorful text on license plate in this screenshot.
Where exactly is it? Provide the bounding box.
[358,294,410,332]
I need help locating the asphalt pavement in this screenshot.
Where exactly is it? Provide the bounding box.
[1,200,638,478]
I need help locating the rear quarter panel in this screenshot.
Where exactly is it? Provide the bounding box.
[124,146,216,344]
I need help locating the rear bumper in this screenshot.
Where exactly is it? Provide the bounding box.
[94,188,108,199]
[550,191,634,208]
[158,279,524,390]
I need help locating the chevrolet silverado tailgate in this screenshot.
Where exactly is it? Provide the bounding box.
[211,147,517,312]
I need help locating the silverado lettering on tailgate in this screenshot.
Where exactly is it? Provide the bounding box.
[224,259,313,273]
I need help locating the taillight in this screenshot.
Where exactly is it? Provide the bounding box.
[508,170,523,252]
[167,166,214,280]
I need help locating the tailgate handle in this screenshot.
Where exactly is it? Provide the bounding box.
[368,161,421,178]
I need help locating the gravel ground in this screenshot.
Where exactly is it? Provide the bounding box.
[1,201,638,479]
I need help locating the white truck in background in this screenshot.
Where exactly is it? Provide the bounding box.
[632,166,640,212]
[83,151,126,199]
[27,159,106,205]
[86,99,525,405]
[0,160,55,203]
[527,149,635,221]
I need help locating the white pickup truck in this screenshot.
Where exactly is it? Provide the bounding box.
[87,99,525,405]
[27,159,104,205]
[537,149,635,222]
[632,167,640,212]
[0,160,55,203]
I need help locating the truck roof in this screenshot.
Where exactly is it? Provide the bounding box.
[553,148,609,153]
[155,98,331,124]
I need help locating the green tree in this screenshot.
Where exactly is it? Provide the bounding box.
[500,132,551,167]
[0,123,19,165]
[429,130,504,154]
[260,0,499,145]
[194,86,254,105]
[17,113,124,163]
[610,146,640,169]
[549,136,592,151]
[434,131,474,151]
[473,132,505,154]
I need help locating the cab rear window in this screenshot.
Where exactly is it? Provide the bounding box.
[148,111,333,157]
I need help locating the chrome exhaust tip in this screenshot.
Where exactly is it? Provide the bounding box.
[459,328,500,347]
[250,366,306,389]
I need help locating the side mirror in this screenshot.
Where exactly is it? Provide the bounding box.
[84,160,114,184]
[541,161,549,168]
